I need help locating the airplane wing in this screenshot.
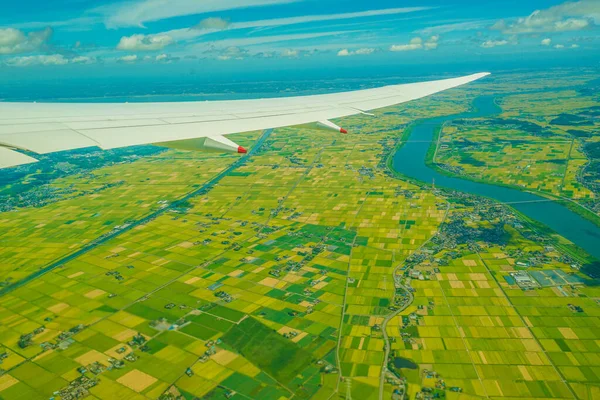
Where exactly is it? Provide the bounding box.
[0,72,489,169]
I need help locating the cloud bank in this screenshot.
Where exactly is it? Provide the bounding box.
[493,0,599,34]
[0,27,52,55]
[99,0,302,28]
[337,47,376,56]
[390,36,439,52]
[117,34,174,51]
[481,39,509,48]
[3,54,95,67]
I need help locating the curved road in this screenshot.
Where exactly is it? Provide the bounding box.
[378,204,450,400]
[378,280,414,400]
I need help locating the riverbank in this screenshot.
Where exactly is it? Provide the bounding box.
[424,121,600,229]
[385,95,600,262]
[386,138,595,267]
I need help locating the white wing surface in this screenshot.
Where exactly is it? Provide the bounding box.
[0,72,489,168]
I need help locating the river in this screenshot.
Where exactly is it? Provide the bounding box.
[392,96,600,260]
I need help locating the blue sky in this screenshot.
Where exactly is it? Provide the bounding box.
[0,0,598,81]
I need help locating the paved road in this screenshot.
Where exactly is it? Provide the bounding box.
[0,129,273,297]
[378,279,414,400]
[378,204,450,400]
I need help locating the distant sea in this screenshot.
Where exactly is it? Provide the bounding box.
[0,75,436,103]
[1,57,598,103]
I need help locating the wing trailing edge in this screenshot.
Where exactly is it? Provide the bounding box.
[0,72,490,169]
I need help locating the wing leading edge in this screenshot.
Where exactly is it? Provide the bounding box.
[0,72,490,169]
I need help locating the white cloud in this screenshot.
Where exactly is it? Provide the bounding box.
[417,20,495,35]
[4,54,68,67]
[2,53,97,67]
[481,39,509,48]
[117,34,174,51]
[108,7,426,47]
[134,7,431,45]
[281,49,299,58]
[230,7,431,31]
[205,46,249,61]
[0,29,26,50]
[254,51,276,58]
[10,16,101,31]
[11,6,431,39]
[71,56,95,64]
[552,42,581,49]
[541,38,552,46]
[424,35,439,50]
[154,53,179,62]
[118,54,139,62]
[493,0,599,34]
[188,30,355,52]
[203,46,316,61]
[0,27,52,55]
[355,47,376,55]
[337,47,376,56]
[390,37,423,52]
[194,17,231,30]
[98,0,303,28]
[390,36,438,52]
[198,32,351,60]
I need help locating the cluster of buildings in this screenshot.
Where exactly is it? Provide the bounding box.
[199,339,220,363]
[414,369,462,400]
[316,359,338,374]
[105,270,125,281]
[18,325,46,349]
[390,287,411,311]
[214,290,234,303]
[52,332,141,399]
[51,375,98,400]
[509,271,541,290]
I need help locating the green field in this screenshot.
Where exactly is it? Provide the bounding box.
[220,317,313,385]
[0,68,599,400]
[433,69,600,221]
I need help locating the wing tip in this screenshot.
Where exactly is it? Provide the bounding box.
[474,72,491,79]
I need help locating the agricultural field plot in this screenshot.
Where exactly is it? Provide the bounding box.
[384,197,600,400]
[476,69,599,96]
[1,70,599,400]
[0,149,242,284]
[0,93,463,399]
[437,130,590,198]
[434,70,599,206]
